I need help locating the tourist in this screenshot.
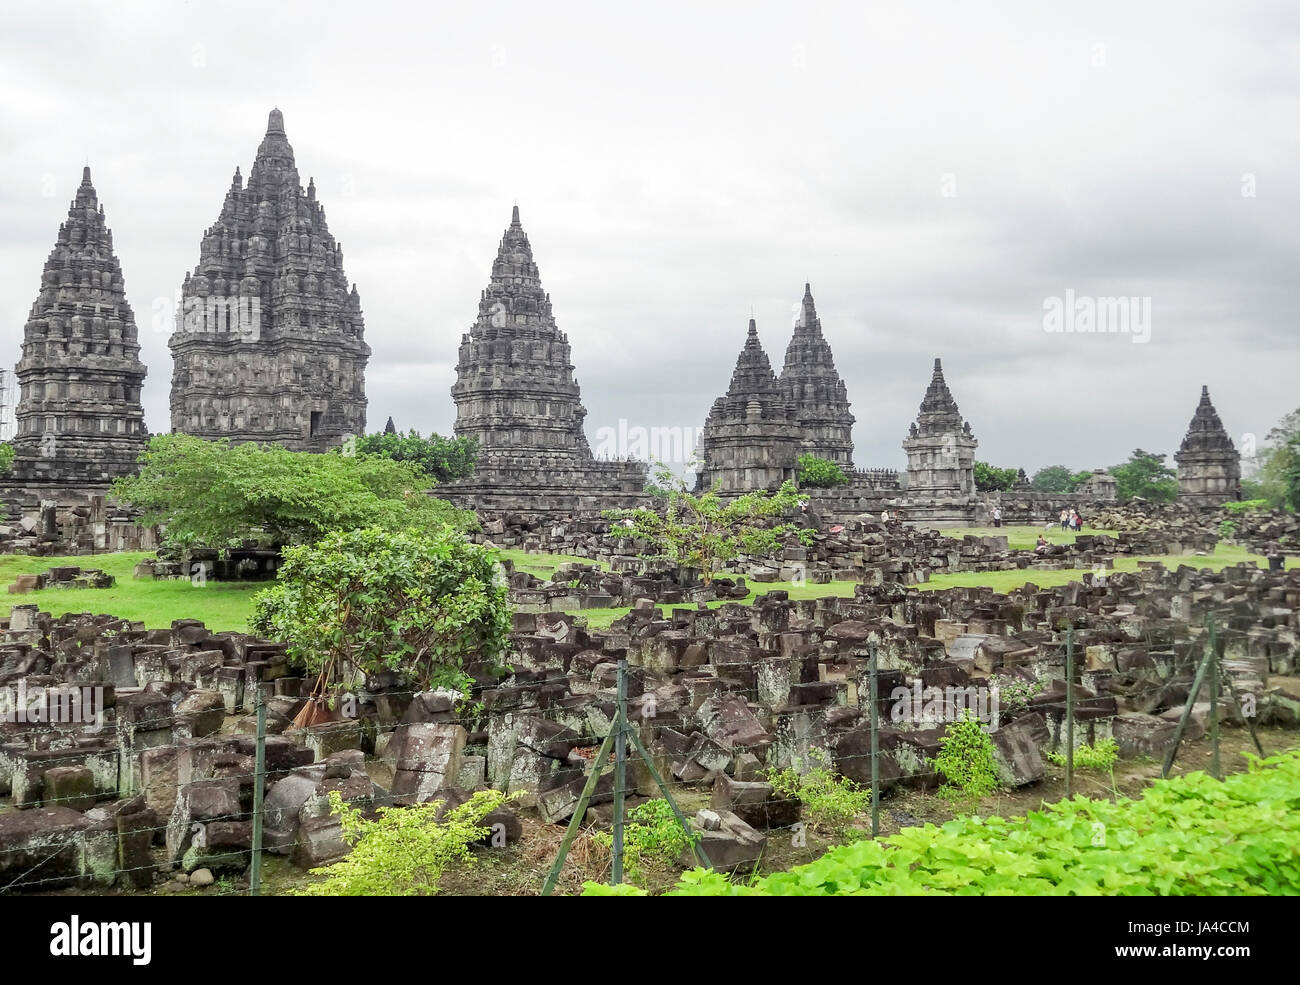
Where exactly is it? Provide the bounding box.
[1035,534,1050,552]
[1069,510,1081,532]
[1059,508,1069,531]
[992,506,1002,529]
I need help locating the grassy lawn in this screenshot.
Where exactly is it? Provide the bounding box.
[936,524,1120,550]
[493,547,607,580]
[0,552,263,632]
[2,540,1290,635]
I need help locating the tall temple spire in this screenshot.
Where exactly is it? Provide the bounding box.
[780,282,854,466]
[11,168,148,485]
[168,108,368,451]
[697,318,801,492]
[450,206,592,457]
[902,356,977,499]
[1174,385,1240,506]
[441,206,647,508]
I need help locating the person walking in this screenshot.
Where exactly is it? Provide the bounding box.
[1059,508,1069,531]
[992,506,1002,529]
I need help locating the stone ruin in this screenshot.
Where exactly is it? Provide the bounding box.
[7,168,148,496]
[168,109,369,452]
[1175,386,1242,507]
[0,546,1295,889]
[8,566,114,595]
[779,284,856,467]
[439,207,646,513]
[696,319,803,492]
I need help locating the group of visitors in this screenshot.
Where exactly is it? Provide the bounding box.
[1057,508,1084,532]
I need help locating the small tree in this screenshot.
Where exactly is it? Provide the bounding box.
[1109,449,1178,503]
[930,712,1001,811]
[974,462,1020,492]
[797,453,848,489]
[1030,465,1091,494]
[605,467,813,584]
[249,526,511,699]
[112,433,474,549]
[295,789,514,896]
[351,429,479,483]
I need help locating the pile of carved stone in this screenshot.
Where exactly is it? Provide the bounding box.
[7,566,115,594]
[3,559,1295,890]
[0,496,157,556]
[505,559,748,612]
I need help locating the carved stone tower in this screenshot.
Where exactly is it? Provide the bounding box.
[441,207,645,511]
[902,357,977,499]
[11,167,148,486]
[1174,386,1241,507]
[697,319,802,493]
[779,283,855,467]
[168,109,368,451]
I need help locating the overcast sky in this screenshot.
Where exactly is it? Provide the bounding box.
[2,1,1296,475]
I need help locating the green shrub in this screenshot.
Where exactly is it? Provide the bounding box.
[250,526,511,696]
[1221,499,1270,514]
[1047,737,1118,772]
[767,750,873,841]
[590,750,1300,896]
[295,789,512,896]
[1218,517,1238,538]
[0,443,13,474]
[590,798,697,886]
[797,454,849,489]
[930,712,1001,808]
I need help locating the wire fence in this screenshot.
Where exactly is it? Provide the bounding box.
[0,618,1274,897]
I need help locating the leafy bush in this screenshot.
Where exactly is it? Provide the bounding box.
[295,789,512,896]
[1218,517,1238,538]
[1109,449,1178,503]
[930,712,1001,808]
[1221,499,1270,514]
[590,798,697,886]
[352,429,478,483]
[605,466,812,584]
[112,433,474,549]
[250,526,511,696]
[974,462,1020,492]
[590,751,1300,896]
[797,454,848,489]
[1047,737,1118,772]
[0,443,13,474]
[766,750,872,841]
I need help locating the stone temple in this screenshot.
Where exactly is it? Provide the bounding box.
[1174,385,1241,507]
[9,167,148,496]
[168,109,368,451]
[697,319,802,492]
[779,284,855,467]
[439,207,645,511]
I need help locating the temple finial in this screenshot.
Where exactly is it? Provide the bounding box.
[267,107,284,133]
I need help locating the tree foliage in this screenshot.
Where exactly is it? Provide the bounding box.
[605,467,813,584]
[1109,448,1178,503]
[352,429,479,483]
[974,461,1020,492]
[1250,407,1300,511]
[294,789,514,896]
[250,526,511,696]
[0,442,13,475]
[111,433,474,549]
[1030,465,1092,494]
[797,453,849,489]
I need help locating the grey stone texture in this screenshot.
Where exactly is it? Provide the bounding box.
[697,319,802,493]
[168,109,369,451]
[779,283,855,467]
[901,357,978,510]
[1174,386,1241,507]
[441,207,645,511]
[11,168,148,487]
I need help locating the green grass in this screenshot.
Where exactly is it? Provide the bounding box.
[3,539,1292,635]
[916,541,1297,592]
[0,552,263,632]
[936,524,1120,550]
[493,547,606,580]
